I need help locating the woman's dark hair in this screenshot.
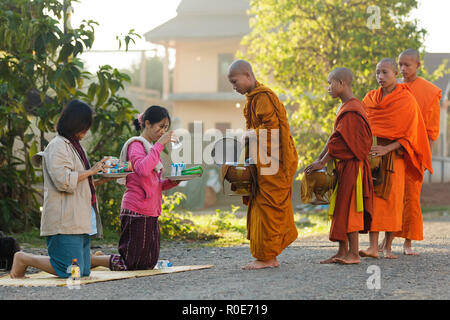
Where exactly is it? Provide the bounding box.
[56,99,93,139]
[133,105,171,132]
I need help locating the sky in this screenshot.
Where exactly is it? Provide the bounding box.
[71,0,182,71]
[70,0,450,72]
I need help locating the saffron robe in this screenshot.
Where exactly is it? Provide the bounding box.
[396,77,441,240]
[327,98,373,241]
[406,77,441,141]
[362,84,432,232]
[244,82,298,261]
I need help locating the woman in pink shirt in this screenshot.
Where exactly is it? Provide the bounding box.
[92,105,179,270]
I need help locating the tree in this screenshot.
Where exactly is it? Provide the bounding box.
[240,0,429,169]
[0,0,137,232]
[121,55,164,95]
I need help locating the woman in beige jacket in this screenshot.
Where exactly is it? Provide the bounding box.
[10,100,111,278]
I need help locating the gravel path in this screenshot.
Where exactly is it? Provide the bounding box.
[1,214,449,300]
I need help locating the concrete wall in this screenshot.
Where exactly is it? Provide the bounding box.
[173,38,241,93]
[424,156,450,183]
[172,100,245,132]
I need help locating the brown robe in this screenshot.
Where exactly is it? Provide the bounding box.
[327,98,373,241]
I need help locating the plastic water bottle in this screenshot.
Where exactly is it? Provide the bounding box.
[171,163,177,176]
[156,260,172,269]
[70,258,80,280]
[179,162,186,175]
[65,258,81,289]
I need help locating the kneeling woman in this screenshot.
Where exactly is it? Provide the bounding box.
[92,105,179,270]
[10,100,110,278]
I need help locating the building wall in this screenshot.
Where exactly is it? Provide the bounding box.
[172,100,246,132]
[169,37,247,135]
[173,38,242,93]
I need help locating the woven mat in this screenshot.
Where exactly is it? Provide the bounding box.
[0,265,214,287]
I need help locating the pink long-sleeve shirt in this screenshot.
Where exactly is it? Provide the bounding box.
[121,141,177,217]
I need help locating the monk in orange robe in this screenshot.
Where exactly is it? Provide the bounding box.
[305,68,373,265]
[360,58,432,259]
[227,59,298,270]
[395,49,441,255]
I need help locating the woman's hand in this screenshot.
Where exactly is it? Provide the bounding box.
[157,130,173,146]
[89,159,107,176]
[77,158,108,183]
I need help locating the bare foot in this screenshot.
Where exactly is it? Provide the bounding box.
[319,254,344,264]
[403,246,419,256]
[94,251,105,256]
[378,238,386,253]
[9,252,28,279]
[319,257,337,264]
[383,249,398,259]
[335,253,360,265]
[359,249,379,259]
[242,259,279,270]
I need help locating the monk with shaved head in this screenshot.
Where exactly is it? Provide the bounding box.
[305,67,373,264]
[390,49,441,255]
[228,59,299,270]
[360,58,432,259]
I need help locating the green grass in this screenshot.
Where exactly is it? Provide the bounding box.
[294,210,331,238]
[10,205,448,250]
[12,227,121,249]
[12,228,45,249]
[11,206,331,249]
[188,209,248,247]
[422,205,450,214]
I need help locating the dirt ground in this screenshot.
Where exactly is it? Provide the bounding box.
[1,184,449,301]
[2,214,449,300]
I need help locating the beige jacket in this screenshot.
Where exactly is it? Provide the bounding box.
[35,135,103,237]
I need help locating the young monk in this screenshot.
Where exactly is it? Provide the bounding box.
[360,58,432,259]
[395,49,441,255]
[304,68,373,265]
[227,59,298,270]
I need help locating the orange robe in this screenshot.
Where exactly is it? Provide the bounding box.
[397,77,441,240]
[244,82,298,261]
[407,77,441,141]
[362,84,431,232]
[327,98,374,241]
